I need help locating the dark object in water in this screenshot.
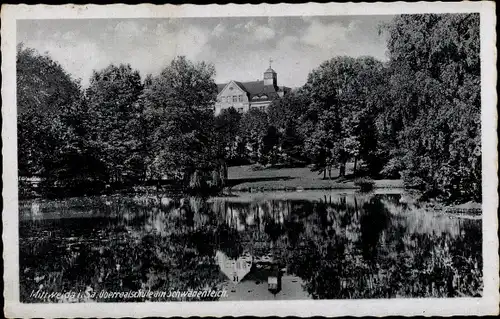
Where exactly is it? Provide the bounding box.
[268,267,282,295]
[354,178,375,192]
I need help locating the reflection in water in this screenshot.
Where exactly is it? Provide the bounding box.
[216,250,252,283]
[19,192,482,302]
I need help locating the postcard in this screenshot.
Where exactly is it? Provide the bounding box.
[2,2,498,317]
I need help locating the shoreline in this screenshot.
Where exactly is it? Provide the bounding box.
[226,165,404,192]
[18,167,482,214]
[225,180,405,192]
[20,187,482,218]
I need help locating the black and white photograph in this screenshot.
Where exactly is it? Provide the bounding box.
[2,3,498,317]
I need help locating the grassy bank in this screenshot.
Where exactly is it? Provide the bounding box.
[226,165,404,192]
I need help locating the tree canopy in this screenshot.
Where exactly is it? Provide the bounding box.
[383,13,481,202]
[86,64,144,183]
[17,13,481,203]
[17,44,82,178]
[140,56,219,188]
[300,56,386,177]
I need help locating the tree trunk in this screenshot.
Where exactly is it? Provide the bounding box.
[323,169,326,179]
[354,197,359,218]
[189,170,203,190]
[211,169,221,189]
[339,162,346,177]
[221,160,228,187]
[353,157,358,176]
[211,160,228,189]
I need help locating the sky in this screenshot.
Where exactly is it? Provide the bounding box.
[17,15,395,88]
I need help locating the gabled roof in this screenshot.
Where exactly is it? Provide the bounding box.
[241,265,281,282]
[218,80,286,102]
[234,81,266,96]
[217,83,227,92]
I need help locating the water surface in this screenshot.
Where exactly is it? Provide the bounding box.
[19,191,482,302]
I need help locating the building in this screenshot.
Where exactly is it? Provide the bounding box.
[216,250,253,283]
[267,267,283,296]
[216,250,310,300]
[215,61,291,115]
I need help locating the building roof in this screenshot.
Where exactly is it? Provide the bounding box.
[222,274,310,300]
[234,80,266,96]
[216,250,253,284]
[241,265,281,283]
[217,83,227,92]
[265,67,276,74]
[217,80,291,103]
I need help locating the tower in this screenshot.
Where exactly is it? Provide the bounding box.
[264,58,277,88]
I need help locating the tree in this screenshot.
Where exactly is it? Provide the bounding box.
[268,91,310,164]
[140,56,218,189]
[384,13,480,202]
[211,107,242,186]
[86,64,144,184]
[261,125,281,165]
[44,97,109,190]
[300,56,385,178]
[302,105,342,179]
[238,108,269,163]
[214,107,242,165]
[17,44,82,177]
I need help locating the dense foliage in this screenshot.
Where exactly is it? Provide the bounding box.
[86,64,145,183]
[299,56,386,178]
[17,13,480,203]
[139,57,220,190]
[17,44,82,178]
[383,14,481,202]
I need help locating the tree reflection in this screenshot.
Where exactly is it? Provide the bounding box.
[215,223,243,259]
[359,198,390,262]
[19,193,482,302]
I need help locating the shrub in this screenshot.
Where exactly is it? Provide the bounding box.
[355,177,375,192]
[400,172,426,190]
[250,163,266,171]
[380,157,403,179]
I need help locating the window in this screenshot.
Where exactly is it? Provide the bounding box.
[233,96,237,102]
[238,95,243,102]
[237,107,243,113]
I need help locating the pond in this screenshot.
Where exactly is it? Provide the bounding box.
[19,190,482,302]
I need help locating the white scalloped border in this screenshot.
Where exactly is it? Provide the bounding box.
[2,2,498,317]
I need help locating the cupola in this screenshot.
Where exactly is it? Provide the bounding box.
[263,58,277,88]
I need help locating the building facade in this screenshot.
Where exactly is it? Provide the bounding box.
[215,65,291,115]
